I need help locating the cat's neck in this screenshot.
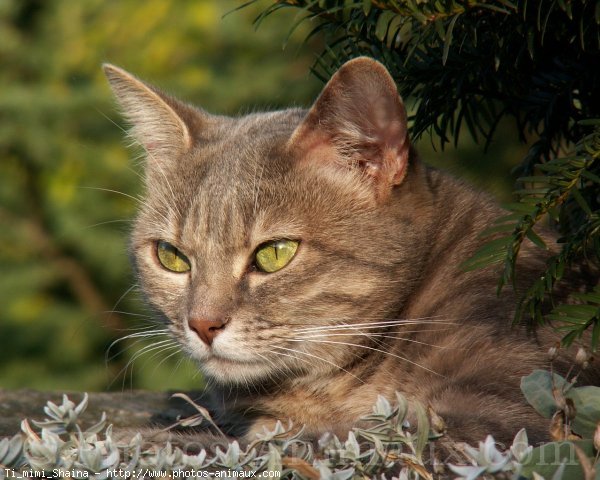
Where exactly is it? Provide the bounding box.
[395,164,516,324]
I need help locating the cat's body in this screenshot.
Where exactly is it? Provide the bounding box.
[104,58,596,446]
[206,164,556,444]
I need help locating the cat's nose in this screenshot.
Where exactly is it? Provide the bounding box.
[188,317,228,346]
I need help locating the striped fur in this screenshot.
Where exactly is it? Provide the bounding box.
[104,58,597,445]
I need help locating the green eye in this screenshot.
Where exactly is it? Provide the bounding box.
[255,239,299,273]
[156,240,191,273]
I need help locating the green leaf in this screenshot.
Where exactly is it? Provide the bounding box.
[462,235,512,271]
[413,400,429,462]
[592,321,600,352]
[504,202,537,214]
[513,188,551,196]
[561,329,581,347]
[526,228,548,249]
[442,14,459,65]
[479,222,516,236]
[395,392,409,426]
[520,370,568,418]
[570,188,593,216]
[521,371,600,438]
[566,304,599,317]
[525,27,535,59]
[518,176,551,184]
[495,0,517,9]
[567,385,600,437]
[581,170,600,184]
[362,0,371,16]
[521,440,597,480]
[375,11,395,42]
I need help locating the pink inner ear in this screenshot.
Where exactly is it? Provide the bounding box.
[292,111,409,186]
[294,129,345,168]
[383,119,406,145]
[382,118,410,185]
[290,58,411,191]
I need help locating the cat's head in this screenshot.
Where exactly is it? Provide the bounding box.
[104,58,429,385]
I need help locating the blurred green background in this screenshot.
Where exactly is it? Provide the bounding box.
[0,0,526,392]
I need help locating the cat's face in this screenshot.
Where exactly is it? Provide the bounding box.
[105,58,425,384]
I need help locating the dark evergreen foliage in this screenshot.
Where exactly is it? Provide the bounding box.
[250,0,600,350]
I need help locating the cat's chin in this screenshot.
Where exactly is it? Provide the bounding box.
[198,354,273,385]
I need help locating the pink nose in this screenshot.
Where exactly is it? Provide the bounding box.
[188,318,228,346]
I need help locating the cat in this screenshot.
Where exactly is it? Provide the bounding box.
[103,57,596,447]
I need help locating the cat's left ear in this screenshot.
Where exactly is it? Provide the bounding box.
[103,64,194,160]
[289,57,410,197]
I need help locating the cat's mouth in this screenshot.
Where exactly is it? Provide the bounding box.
[183,325,273,381]
[209,352,248,363]
[204,348,264,366]
[199,350,273,383]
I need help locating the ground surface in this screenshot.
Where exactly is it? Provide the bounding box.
[0,389,201,437]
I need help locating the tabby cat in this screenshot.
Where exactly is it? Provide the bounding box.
[104,57,593,446]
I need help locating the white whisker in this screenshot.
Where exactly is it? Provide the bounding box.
[289,338,444,377]
[108,284,140,321]
[295,331,453,349]
[297,328,451,336]
[81,219,131,230]
[102,310,154,319]
[80,185,172,226]
[105,330,170,363]
[272,345,364,384]
[114,339,178,391]
[294,319,458,333]
[149,345,183,375]
[79,186,141,203]
[269,349,314,371]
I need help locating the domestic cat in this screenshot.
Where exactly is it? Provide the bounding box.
[103,57,595,446]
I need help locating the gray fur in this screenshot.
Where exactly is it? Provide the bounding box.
[104,58,597,445]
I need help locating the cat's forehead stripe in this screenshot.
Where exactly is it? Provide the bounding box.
[183,185,250,251]
[175,112,308,255]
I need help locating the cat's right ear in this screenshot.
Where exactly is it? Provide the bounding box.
[103,64,193,160]
[288,57,411,201]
